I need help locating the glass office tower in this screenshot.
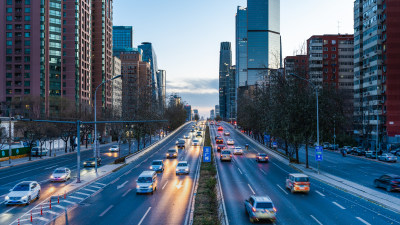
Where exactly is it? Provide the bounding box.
[113,26,133,57]
[247,0,281,85]
[236,6,248,88]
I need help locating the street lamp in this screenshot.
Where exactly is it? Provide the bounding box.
[94,75,122,173]
[289,73,320,173]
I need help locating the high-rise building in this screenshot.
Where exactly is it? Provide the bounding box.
[92,0,114,117]
[184,105,192,121]
[193,109,199,120]
[247,0,281,85]
[113,26,133,58]
[219,42,232,120]
[157,70,166,111]
[210,109,215,120]
[226,66,236,121]
[112,56,122,118]
[0,0,93,116]
[236,6,248,88]
[215,105,220,118]
[138,42,159,109]
[120,50,152,119]
[354,0,400,146]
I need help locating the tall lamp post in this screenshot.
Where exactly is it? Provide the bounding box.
[94,75,122,173]
[289,73,320,173]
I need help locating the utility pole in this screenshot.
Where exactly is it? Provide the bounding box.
[8,108,12,164]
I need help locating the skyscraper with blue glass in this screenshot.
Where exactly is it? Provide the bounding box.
[113,26,133,58]
[138,42,159,109]
[246,0,281,85]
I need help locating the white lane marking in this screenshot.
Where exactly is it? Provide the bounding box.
[45,165,58,170]
[315,190,325,197]
[356,217,371,225]
[82,188,97,192]
[332,201,346,209]
[62,200,75,204]
[36,217,49,222]
[310,215,323,225]
[110,177,120,184]
[270,161,290,174]
[68,196,84,200]
[94,182,106,186]
[90,185,102,189]
[138,207,152,225]
[248,184,256,195]
[2,206,16,214]
[99,205,114,217]
[162,181,169,190]
[276,184,289,195]
[124,171,130,176]
[237,167,243,174]
[46,210,58,215]
[122,188,132,197]
[176,181,183,189]
[259,168,267,175]
[75,192,90,196]
[117,181,129,190]
[53,205,65,209]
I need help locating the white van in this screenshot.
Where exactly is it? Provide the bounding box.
[136,171,158,194]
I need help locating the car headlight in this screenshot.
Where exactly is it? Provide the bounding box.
[50,175,54,179]
[5,196,9,200]
[60,175,66,178]
[185,168,189,171]
[21,196,27,200]
[148,185,152,189]
[150,166,153,169]
[91,162,95,164]
[136,185,140,189]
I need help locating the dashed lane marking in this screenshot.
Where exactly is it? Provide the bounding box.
[138,207,152,225]
[122,189,132,197]
[75,192,91,196]
[332,201,346,210]
[94,182,106,186]
[310,215,323,225]
[62,200,75,204]
[356,217,371,225]
[162,181,169,190]
[248,184,256,195]
[53,205,65,210]
[35,217,49,222]
[46,210,58,215]
[315,190,325,197]
[82,188,97,192]
[99,205,114,217]
[68,196,84,200]
[276,184,289,195]
[237,167,243,175]
[259,168,267,175]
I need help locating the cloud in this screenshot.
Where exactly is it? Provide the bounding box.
[167,78,218,94]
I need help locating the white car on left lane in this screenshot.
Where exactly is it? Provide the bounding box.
[5,181,41,205]
[109,145,119,152]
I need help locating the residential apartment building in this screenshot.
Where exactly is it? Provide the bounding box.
[218,42,232,120]
[112,56,122,118]
[307,34,355,125]
[0,0,93,117]
[92,0,114,117]
[284,55,307,77]
[354,0,400,146]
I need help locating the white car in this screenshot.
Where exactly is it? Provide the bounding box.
[233,146,243,155]
[183,134,190,139]
[192,139,200,146]
[51,167,71,182]
[226,139,235,145]
[176,161,190,175]
[5,181,41,205]
[109,145,119,152]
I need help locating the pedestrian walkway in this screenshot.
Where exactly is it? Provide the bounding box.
[0,142,116,170]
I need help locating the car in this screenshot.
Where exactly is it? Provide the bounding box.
[374,174,400,192]
[351,147,366,156]
[166,149,178,158]
[183,134,190,139]
[136,171,158,194]
[224,132,230,136]
[31,147,48,157]
[244,195,276,223]
[365,151,378,158]
[285,173,310,193]
[5,181,41,205]
[220,150,232,161]
[150,160,164,172]
[233,146,243,155]
[378,153,397,162]
[218,126,224,131]
[323,142,330,149]
[342,146,352,154]
[192,139,200,146]
[176,161,190,175]
[190,129,195,133]
[256,153,269,162]
[226,139,235,145]
[83,157,101,167]
[109,145,119,152]
[50,168,71,182]
[210,121,214,125]
[215,135,221,140]
[389,149,400,155]
[217,144,225,152]
[216,138,224,144]
[176,138,186,149]
[196,131,202,137]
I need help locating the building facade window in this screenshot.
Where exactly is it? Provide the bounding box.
[7,24,12,30]
[24,32,30,37]
[25,16,31,21]
[25,8,31,13]
[25,24,31,29]
[7,16,12,21]
[24,40,30,46]
[7,8,12,13]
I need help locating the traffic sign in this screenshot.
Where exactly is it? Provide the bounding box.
[315,146,323,161]
[203,146,211,162]
[264,135,270,143]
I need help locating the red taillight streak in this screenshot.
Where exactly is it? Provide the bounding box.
[252,207,256,212]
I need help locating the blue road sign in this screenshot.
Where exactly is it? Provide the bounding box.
[315,146,323,161]
[272,142,277,148]
[203,146,211,162]
[264,135,270,143]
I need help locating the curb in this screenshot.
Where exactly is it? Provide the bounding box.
[223,122,400,215]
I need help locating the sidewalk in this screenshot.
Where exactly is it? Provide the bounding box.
[224,122,400,214]
[0,142,116,170]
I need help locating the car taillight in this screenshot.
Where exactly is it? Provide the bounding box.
[265,157,268,159]
[252,207,256,212]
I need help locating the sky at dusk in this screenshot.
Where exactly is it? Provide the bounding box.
[113,0,354,118]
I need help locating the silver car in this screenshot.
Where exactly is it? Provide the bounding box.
[378,153,397,162]
[150,160,164,172]
[51,167,71,182]
[5,181,41,205]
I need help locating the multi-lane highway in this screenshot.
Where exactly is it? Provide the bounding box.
[211,123,400,225]
[48,122,202,225]
[0,137,156,225]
